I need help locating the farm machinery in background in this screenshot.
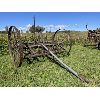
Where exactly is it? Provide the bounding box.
[84,25,100,49]
[8,16,89,83]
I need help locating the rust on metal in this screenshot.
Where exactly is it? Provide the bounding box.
[85,25,100,49]
[8,17,89,83]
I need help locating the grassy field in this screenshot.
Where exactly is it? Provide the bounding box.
[0,44,100,86]
[0,31,100,87]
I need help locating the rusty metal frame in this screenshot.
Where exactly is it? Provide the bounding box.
[84,25,100,49]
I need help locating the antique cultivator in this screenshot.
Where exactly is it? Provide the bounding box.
[8,17,89,83]
[84,25,100,49]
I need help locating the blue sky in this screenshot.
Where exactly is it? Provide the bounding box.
[0,12,100,31]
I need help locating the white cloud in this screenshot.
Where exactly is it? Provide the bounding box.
[18,24,32,32]
[1,28,5,31]
[26,24,32,29]
[18,24,80,32]
[19,27,26,30]
[0,26,5,31]
[43,24,70,31]
[75,24,78,26]
[48,25,55,28]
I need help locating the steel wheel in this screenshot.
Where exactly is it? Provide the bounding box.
[52,29,72,55]
[8,26,23,67]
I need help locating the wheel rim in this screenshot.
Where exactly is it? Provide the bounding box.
[8,26,23,67]
[52,29,72,55]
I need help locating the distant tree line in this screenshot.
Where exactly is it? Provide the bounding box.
[29,25,45,33]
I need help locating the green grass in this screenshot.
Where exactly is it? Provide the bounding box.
[0,44,100,87]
